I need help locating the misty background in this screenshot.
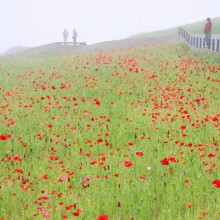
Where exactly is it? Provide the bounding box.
[0,0,219,53]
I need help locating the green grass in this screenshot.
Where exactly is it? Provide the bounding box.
[0,43,219,220]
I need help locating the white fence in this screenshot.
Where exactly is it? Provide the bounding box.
[178,27,220,52]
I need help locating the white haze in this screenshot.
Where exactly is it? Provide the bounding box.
[0,0,219,53]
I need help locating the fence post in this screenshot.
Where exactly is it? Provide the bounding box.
[193,37,196,46]
[190,36,193,45]
[212,39,215,51]
[196,37,199,48]
[188,34,191,43]
[203,38,206,48]
[183,29,186,39]
[217,39,220,52]
[199,38,202,48]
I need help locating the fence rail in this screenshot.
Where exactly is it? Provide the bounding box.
[178,27,220,52]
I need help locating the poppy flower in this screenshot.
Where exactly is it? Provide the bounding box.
[202,212,208,216]
[160,158,169,166]
[180,125,186,130]
[94,98,101,106]
[13,155,22,161]
[139,175,146,180]
[208,152,216,158]
[97,138,103,143]
[127,141,134,146]
[135,151,143,157]
[187,204,192,208]
[14,168,24,174]
[72,209,80,216]
[0,135,10,140]
[169,157,177,162]
[123,160,133,167]
[212,180,220,188]
[97,214,108,220]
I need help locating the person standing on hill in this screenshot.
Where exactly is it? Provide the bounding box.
[204,18,212,49]
[63,28,69,45]
[72,29,78,45]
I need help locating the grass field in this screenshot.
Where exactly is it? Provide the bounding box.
[0,43,219,220]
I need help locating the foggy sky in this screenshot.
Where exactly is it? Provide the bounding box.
[0,0,219,53]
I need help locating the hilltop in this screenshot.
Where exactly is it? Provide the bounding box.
[0,35,184,59]
[1,17,219,59]
[130,17,220,39]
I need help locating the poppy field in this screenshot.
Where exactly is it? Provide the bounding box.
[0,44,219,220]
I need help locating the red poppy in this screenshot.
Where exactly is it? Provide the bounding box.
[202,212,208,216]
[97,138,103,143]
[42,174,48,179]
[97,214,108,220]
[13,155,22,161]
[0,135,10,140]
[127,141,134,146]
[180,125,186,130]
[187,204,192,208]
[169,157,177,162]
[14,168,24,174]
[124,161,133,167]
[72,209,80,216]
[160,158,169,166]
[208,152,216,158]
[135,151,143,157]
[139,175,146,180]
[212,180,220,188]
[94,98,101,106]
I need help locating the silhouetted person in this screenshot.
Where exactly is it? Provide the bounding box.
[63,28,69,45]
[204,18,212,49]
[72,29,77,45]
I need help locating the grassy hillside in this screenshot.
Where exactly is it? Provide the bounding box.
[130,17,220,38]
